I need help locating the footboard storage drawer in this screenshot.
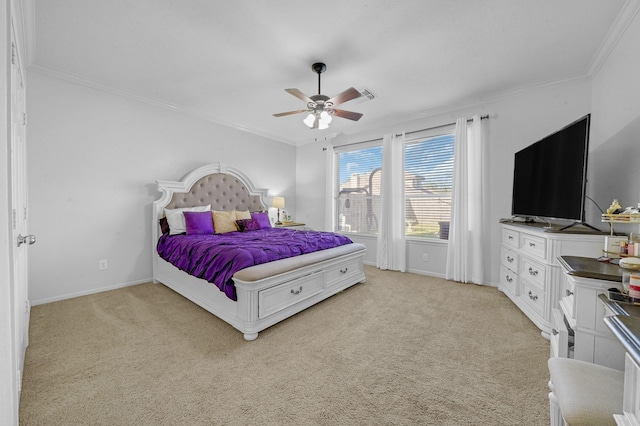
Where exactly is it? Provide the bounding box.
[258,271,325,319]
[326,258,362,288]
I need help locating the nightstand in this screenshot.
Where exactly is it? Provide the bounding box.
[275,222,306,229]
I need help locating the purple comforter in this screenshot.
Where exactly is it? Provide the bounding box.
[157,228,353,300]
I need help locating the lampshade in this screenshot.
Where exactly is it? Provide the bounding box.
[303,110,333,129]
[319,110,332,127]
[272,196,285,209]
[303,114,315,128]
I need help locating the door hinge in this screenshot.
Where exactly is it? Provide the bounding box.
[16,369,21,392]
[22,112,26,126]
[11,42,16,65]
[12,209,17,230]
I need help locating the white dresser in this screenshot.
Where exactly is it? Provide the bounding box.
[499,223,606,338]
[553,256,626,370]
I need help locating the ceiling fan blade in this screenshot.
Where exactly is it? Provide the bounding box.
[285,88,314,104]
[327,87,362,106]
[273,109,309,117]
[331,109,363,121]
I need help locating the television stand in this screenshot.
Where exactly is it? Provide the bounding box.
[557,221,601,232]
[500,218,606,234]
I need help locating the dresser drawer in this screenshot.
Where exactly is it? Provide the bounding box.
[560,273,575,300]
[550,308,570,359]
[500,265,519,295]
[521,280,544,317]
[326,258,362,288]
[500,247,519,272]
[502,228,519,249]
[258,272,324,319]
[521,233,547,260]
[522,257,546,289]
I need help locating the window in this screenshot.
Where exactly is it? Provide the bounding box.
[335,128,455,239]
[336,145,382,234]
[404,132,455,238]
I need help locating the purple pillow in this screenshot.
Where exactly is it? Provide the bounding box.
[183,211,214,235]
[236,218,261,232]
[251,211,271,229]
[159,217,170,235]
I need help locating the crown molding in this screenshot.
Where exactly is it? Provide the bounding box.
[19,0,36,67]
[587,0,640,77]
[394,74,592,126]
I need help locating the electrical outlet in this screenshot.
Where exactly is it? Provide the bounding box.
[422,253,429,262]
[99,259,108,270]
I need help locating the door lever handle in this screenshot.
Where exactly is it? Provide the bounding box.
[17,234,36,247]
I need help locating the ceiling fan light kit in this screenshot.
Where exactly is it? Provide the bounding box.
[274,62,364,130]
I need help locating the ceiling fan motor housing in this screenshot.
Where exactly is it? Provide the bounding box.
[311,62,326,74]
[309,94,331,111]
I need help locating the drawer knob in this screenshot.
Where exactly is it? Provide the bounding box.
[290,286,303,295]
[528,291,538,301]
[528,267,539,276]
[506,276,513,283]
[551,329,559,336]
[508,235,514,240]
[340,267,348,274]
[506,256,514,263]
[565,289,574,296]
[529,242,536,247]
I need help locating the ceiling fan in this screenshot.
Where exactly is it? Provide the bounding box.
[273,62,363,130]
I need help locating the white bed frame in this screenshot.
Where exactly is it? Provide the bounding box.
[152,163,366,340]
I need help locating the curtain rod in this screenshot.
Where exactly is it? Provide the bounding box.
[327,114,489,150]
[402,114,490,137]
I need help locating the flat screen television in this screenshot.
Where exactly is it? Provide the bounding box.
[511,114,591,225]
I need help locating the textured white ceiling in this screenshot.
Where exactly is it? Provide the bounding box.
[27,0,629,145]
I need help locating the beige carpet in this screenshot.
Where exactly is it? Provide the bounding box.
[20,266,550,425]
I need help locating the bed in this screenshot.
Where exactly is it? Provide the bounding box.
[152,163,366,340]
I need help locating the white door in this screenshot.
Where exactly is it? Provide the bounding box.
[10,19,32,396]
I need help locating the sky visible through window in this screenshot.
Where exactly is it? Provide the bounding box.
[339,134,455,185]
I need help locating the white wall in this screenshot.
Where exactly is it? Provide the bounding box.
[27,71,296,304]
[297,79,593,285]
[589,10,640,236]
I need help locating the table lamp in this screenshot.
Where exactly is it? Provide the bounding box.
[272,197,285,225]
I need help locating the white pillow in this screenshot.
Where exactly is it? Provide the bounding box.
[165,205,211,235]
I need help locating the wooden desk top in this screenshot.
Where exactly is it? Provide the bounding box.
[559,255,623,283]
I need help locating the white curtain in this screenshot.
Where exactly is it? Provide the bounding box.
[324,145,335,232]
[446,116,486,283]
[377,133,406,272]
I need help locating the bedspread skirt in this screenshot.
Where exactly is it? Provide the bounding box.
[157,228,353,300]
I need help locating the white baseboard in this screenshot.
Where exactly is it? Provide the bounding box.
[31,278,152,306]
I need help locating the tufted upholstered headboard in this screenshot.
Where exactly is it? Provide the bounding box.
[151,163,270,258]
[163,173,265,212]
